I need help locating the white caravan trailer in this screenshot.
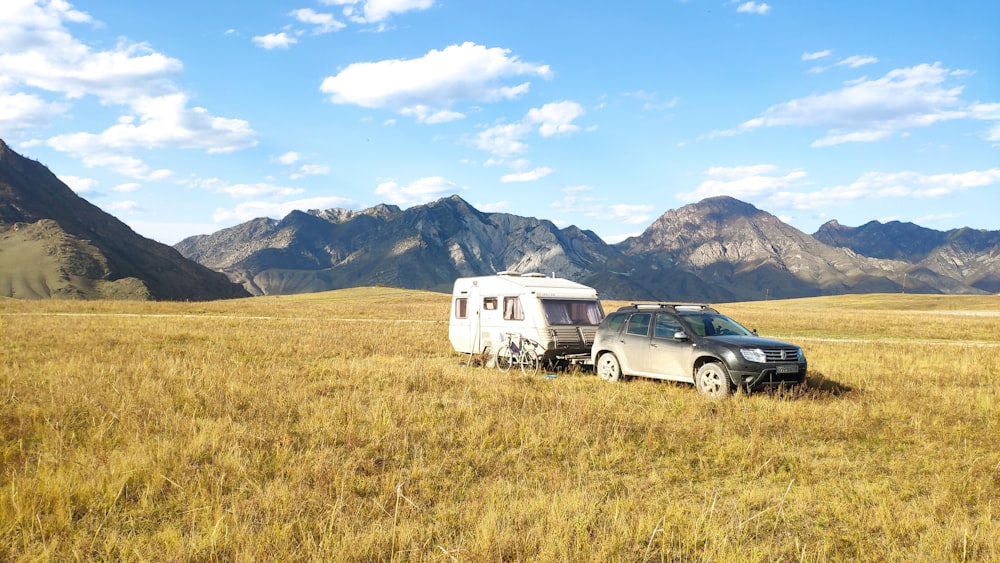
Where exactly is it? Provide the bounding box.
[449,272,605,366]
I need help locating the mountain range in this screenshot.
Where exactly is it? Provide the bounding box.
[0,139,248,300]
[175,193,1000,301]
[2,136,997,302]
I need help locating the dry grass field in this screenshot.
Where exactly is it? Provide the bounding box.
[2,288,998,561]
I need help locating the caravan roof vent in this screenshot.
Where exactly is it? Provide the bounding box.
[497,270,520,276]
[521,272,547,278]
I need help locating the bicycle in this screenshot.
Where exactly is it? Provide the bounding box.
[495,332,541,375]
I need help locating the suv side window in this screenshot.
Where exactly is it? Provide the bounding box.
[603,313,627,333]
[626,313,651,336]
[653,314,682,339]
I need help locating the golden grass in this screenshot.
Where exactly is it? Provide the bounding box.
[2,290,999,561]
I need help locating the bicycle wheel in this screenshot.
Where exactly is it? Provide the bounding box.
[519,349,539,375]
[496,345,514,371]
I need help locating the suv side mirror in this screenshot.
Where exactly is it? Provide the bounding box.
[673,330,689,341]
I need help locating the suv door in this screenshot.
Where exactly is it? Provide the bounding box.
[618,312,652,373]
[646,313,692,381]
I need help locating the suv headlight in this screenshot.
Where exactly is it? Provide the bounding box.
[740,348,767,363]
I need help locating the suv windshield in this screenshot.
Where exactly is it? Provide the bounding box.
[679,312,754,337]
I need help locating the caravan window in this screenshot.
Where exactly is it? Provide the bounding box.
[503,297,524,320]
[541,300,604,326]
[454,298,467,319]
[483,297,498,310]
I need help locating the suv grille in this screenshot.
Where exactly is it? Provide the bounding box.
[763,347,800,362]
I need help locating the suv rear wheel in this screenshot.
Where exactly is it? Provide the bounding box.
[596,352,622,382]
[695,362,732,399]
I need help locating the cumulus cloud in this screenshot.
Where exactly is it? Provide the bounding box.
[326,0,435,24]
[291,164,331,180]
[290,8,345,34]
[59,175,100,194]
[474,101,587,157]
[252,32,298,50]
[709,63,988,147]
[320,42,551,121]
[374,176,460,206]
[0,91,66,138]
[527,101,585,137]
[678,165,810,202]
[276,151,301,165]
[105,200,143,214]
[474,122,533,156]
[735,2,771,15]
[0,0,258,175]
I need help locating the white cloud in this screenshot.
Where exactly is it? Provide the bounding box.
[477,200,510,213]
[500,167,553,183]
[48,140,173,181]
[802,50,832,61]
[714,63,974,146]
[290,8,345,34]
[399,105,465,124]
[474,122,532,156]
[836,55,879,69]
[0,91,66,138]
[59,175,100,193]
[374,176,460,206]
[678,165,810,202]
[49,94,255,154]
[277,151,301,165]
[105,200,143,214]
[773,169,1000,211]
[0,0,258,176]
[527,101,585,137]
[969,102,1000,142]
[680,165,1000,215]
[552,186,654,226]
[185,177,304,199]
[252,32,298,50]
[325,0,434,24]
[213,196,353,223]
[320,42,551,121]
[736,2,771,15]
[473,101,587,157]
[291,164,331,180]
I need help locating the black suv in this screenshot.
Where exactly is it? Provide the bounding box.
[590,304,806,398]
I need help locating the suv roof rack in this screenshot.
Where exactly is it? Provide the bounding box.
[620,303,718,313]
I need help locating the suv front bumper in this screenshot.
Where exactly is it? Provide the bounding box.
[730,363,807,388]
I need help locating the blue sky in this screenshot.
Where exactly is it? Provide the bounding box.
[1,0,998,245]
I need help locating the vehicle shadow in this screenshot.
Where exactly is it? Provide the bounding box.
[747,371,854,400]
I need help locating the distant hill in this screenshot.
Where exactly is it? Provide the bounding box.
[176,194,998,301]
[815,219,1000,293]
[0,139,249,300]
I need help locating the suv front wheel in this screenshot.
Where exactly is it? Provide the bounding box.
[596,352,622,382]
[695,362,732,399]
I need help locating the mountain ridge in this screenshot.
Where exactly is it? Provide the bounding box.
[175,194,999,301]
[0,139,250,300]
